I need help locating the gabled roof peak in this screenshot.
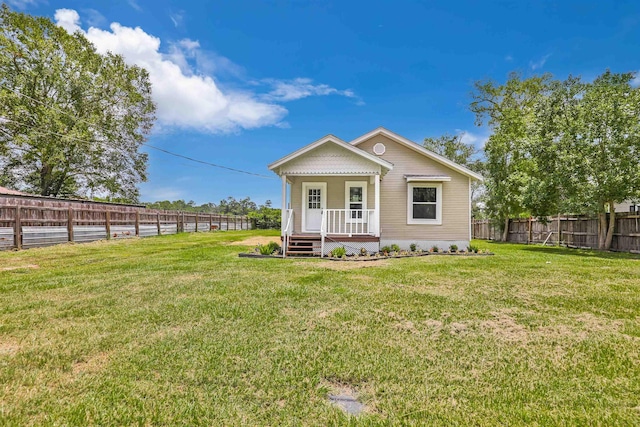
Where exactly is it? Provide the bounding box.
[350,127,483,181]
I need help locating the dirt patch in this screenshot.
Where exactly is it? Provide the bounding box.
[424,319,444,330]
[295,260,389,271]
[320,379,373,415]
[480,310,529,343]
[0,337,21,356]
[227,236,279,247]
[574,312,624,334]
[0,264,39,272]
[449,322,469,335]
[72,352,110,375]
[318,308,339,319]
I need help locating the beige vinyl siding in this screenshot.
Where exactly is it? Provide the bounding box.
[358,135,470,241]
[289,176,374,233]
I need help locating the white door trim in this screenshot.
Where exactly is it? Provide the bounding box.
[344,181,368,223]
[301,182,327,233]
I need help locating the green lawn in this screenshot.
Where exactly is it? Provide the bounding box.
[0,231,639,426]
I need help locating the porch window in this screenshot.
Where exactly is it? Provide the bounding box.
[345,181,368,222]
[407,183,442,225]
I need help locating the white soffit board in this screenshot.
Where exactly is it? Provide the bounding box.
[405,175,452,182]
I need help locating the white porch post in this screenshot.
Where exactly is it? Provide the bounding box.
[281,174,287,236]
[374,173,380,237]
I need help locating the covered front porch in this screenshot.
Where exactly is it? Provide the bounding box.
[280,175,382,257]
[268,135,393,257]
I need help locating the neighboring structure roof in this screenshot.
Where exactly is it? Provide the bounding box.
[404,174,452,182]
[268,135,394,176]
[0,186,27,196]
[350,127,484,181]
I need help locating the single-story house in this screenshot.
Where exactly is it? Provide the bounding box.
[268,127,483,256]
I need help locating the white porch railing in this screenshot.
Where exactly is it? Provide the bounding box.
[282,209,294,258]
[322,209,376,236]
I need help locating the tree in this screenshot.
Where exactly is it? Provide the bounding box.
[531,72,640,249]
[247,200,281,229]
[423,132,486,217]
[472,70,640,250]
[470,73,550,240]
[0,5,155,201]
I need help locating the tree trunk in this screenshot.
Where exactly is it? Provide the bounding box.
[604,201,615,250]
[502,217,510,242]
[598,212,607,250]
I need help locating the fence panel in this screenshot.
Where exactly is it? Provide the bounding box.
[473,214,640,253]
[0,197,253,251]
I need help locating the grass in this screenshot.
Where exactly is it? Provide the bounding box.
[0,230,639,425]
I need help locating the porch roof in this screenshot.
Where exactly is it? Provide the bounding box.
[268,135,393,176]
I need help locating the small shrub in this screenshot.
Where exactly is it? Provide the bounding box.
[449,244,458,253]
[380,245,391,254]
[258,241,280,255]
[467,244,479,253]
[409,243,417,252]
[390,244,401,253]
[430,245,439,253]
[331,246,347,258]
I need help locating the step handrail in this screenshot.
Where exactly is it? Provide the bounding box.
[283,209,294,258]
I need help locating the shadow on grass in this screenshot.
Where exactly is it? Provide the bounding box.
[519,245,640,260]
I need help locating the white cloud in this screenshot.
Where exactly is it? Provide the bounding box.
[530,54,551,71]
[263,78,362,103]
[504,55,513,62]
[455,129,490,149]
[54,9,82,33]
[54,10,286,133]
[84,9,107,28]
[54,9,359,133]
[5,0,39,9]
[632,72,640,87]
[169,11,185,28]
[128,0,142,12]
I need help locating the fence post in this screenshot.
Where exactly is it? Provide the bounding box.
[135,211,140,237]
[209,214,212,231]
[218,214,222,230]
[68,207,74,242]
[558,214,562,246]
[106,211,111,239]
[14,206,21,250]
[527,217,532,244]
[234,215,237,230]
[157,212,161,236]
[195,213,198,232]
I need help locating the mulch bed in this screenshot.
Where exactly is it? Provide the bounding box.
[239,252,494,260]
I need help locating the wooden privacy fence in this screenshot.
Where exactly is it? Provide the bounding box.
[472,214,640,253]
[0,205,252,251]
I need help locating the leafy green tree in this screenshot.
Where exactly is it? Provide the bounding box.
[247,200,281,229]
[473,70,640,249]
[470,73,550,240]
[0,5,155,201]
[531,72,640,249]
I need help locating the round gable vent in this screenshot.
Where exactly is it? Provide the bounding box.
[373,142,386,155]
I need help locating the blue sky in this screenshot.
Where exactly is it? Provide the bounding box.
[7,0,640,204]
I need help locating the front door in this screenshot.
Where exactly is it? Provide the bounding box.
[302,182,326,232]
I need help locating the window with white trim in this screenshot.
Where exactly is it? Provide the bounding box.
[407,183,442,225]
[345,181,367,222]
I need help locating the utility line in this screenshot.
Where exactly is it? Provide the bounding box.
[0,84,277,179]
